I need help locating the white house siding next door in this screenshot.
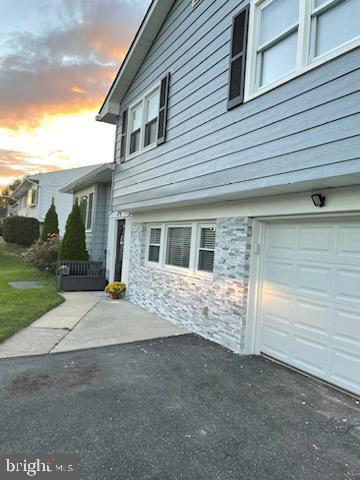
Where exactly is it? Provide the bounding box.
[258,217,360,395]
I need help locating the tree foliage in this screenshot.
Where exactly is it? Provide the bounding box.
[41,198,59,241]
[3,216,40,246]
[59,200,88,260]
[0,177,23,217]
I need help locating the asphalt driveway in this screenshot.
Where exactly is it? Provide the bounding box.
[0,335,359,480]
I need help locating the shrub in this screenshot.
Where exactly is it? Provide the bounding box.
[41,198,59,242]
[3,216,39,246]
[105,282,126,299]
[0,218,3,237]
[24,234,61,274]
[59,200,88,260]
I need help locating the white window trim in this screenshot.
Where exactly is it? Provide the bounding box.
[145,221,217,278]
[75,187,95,233]
[28,186,38,207]
[244,0,360,102]
[146,225,164,266]
[126,82,161,161]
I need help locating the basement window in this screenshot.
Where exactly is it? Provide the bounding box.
[146,222,216,276]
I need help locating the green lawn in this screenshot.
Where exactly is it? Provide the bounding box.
[0,242,64,343]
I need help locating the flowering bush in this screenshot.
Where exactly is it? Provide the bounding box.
[105,281,126,299]
[24,234,61,274]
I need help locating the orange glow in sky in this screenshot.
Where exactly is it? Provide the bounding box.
[0,0,150,187]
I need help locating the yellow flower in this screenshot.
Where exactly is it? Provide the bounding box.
[105,282,127,298]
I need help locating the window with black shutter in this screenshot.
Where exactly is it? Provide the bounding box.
[157,73,170,145]
[227,4,250,110]
[119,108,128,162]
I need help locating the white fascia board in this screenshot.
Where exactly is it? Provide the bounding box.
[97,0,175,124]
[60,164,114,194]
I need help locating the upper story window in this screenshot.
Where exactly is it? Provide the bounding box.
[28,186,38,207]
[119,73,171,163]
[227,0,360,106]
[127,86,160,157]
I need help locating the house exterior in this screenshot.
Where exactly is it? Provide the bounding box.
[97,0,360,395]
[12,165,105,236]
[60,163,114,269]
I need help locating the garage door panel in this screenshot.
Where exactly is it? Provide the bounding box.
[260,324,290,361]
[299,226,334,255]
[335,269,360,306]
[264,261,295,290]
[333,308,360,347]
[331,349,360,395]
[263,291,292,322]
[338,225,360,264]
[292,336,329,376]
[294,300,330,336]
[267,226,296,257]
[259,219,360,395]
[296,265,333,299]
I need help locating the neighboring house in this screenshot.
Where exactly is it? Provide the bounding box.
[12,165,106,235]
[60,163,114,268]
[97,0,360,395]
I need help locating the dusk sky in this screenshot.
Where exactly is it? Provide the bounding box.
[0,0,150,186]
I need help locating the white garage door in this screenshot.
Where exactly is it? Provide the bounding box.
[259,218,360,395]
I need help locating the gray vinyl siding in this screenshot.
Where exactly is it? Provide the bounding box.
[81,183,111,261]
[112,0,360,211]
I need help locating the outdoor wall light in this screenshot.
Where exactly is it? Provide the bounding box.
[311,193,326,208]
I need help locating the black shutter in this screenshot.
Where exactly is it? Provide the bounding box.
[119,108,128,163]
[157,73,170,145]
[227,4,250,110]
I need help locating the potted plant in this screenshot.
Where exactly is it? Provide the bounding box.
[105,282,126,300]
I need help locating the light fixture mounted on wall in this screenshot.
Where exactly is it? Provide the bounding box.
[311,193,326,208]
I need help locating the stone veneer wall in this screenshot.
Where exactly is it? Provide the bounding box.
[127,217,253,353]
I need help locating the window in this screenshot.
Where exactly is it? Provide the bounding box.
[87,192,93,230]
[127,86,160,157]
[197,226,216,273]
[258,0,299,88]
[78,191,94,231]
[311,0,359,59]
[148,227,162,263]
[80,196,88,226]
[146,222,216,275]
[246,0,360,99]
[28,186,37,206]
[166,226,192,269]
[129,102,143,154]
[144,91,159,147]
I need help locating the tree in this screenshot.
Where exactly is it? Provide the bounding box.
[59,200,88,260]
[0,177,23,217]
[41,198,59,241]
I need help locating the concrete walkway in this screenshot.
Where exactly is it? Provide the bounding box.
[0,293,188,358]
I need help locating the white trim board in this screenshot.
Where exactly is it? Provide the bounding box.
[126,186,360,223]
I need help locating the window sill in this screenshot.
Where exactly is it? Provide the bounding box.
[126,142,157,162]
[244,37,360,103]
[144,262,214,281]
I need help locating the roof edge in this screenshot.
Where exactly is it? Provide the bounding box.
[60,163,115,194]
[97,0,175,125]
